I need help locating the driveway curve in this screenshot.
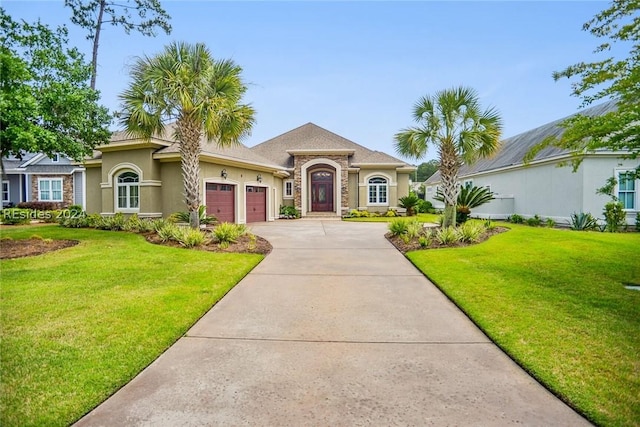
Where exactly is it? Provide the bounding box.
[75,220,589,426]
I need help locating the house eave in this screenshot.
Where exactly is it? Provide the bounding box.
[153,151,285,174]
[286,149,355,156]
[98,139,172,152]
[351,162,408,168]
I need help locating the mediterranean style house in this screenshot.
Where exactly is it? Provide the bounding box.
[424,101,639,226]
[1,153,86,208]
[84,123,415,223]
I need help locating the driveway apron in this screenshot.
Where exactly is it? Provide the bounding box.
[75,220,589,426]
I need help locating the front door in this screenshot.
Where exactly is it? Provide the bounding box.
[311,171,334,212]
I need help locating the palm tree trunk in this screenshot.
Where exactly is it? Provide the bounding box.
[177,117,202,229]
[439,141,460,228]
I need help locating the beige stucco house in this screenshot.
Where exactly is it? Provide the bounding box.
[85,123,415,223]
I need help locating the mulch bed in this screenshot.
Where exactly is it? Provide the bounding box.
[144,232,272,255]
[386,226,509,253]
[0,238,79,259]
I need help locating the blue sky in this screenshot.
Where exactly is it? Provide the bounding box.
[4,1,612,162]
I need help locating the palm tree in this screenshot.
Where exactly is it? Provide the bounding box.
[394,87,502,227]
[119,42,255,228]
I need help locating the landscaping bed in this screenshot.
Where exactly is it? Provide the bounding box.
[386,225,508,253]
[0,237,79,259]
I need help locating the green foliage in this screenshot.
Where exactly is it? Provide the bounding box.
[279,205,300,218]
[0,208,31,225]
[416,199,433,214]
[170,206,216,225]
[636,213,640,232]
[347,209,371,218]
[456,221,486,243]
[526,0,640,166]
[385,209,398,217]
[434,185,494,222]
[398,192,421,216]
[119,41,255,229]
[174,227,207,248]
[405,219,423,239]
[508,214,525,224]
[156,222,179,242]
[212,222,247,246]
[418,231,433,248]
[0,8,111,166]
[603,201,626,232]
[394,86,503,228]
[388,218,409,237]
[64,0,172,89]
[526,214,542,227]
[545,218,556,228]
[415,160,439,182]
[483,218,495,230]
[570,212,599,231]
[435,226,459,245]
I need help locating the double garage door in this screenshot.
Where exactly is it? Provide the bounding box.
[205,183,266,223]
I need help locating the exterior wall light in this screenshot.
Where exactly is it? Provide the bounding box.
[257,174,262,183]
[221,169,228,179]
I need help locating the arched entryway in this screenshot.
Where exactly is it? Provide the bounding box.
[310,170,334,212]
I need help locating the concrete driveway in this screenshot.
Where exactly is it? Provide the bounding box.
[75,220,589,426]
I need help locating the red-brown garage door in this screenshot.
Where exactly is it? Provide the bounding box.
[246,186,266,223]
[206,183,235,223]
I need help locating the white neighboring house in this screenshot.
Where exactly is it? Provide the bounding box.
[424,101,638,226]
[1,153,86,208]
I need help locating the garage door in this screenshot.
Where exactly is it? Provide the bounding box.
[206,183,235,223]
[246,186,266,223]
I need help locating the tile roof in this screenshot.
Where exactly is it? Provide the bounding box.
[426,101,618,184]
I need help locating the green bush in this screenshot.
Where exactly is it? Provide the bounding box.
[399,193,421,216]
[418,231,433,248]
[388,219,409,237]
[174,227,207,248]
[545,218,556,228]
[170,205,217,225]
[570,212,598,231]
[279,205,300,218]
[456,221,486,243]
[603,201,626,232]
[483,218,495,230]
[405,219,423,239]
[526,214,542,227]
[0,208,32,225]
[435,226,459,245]
[213,222,247,246]
[508,214,524,224]
[385,209,398,217]
[157,223,180,242]
[416,199,433,214]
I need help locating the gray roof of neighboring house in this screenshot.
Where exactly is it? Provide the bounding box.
[2,153,80,173]
[250,122,410,169]
[425,101,619,184]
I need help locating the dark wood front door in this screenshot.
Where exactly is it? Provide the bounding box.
[311,171,334,212]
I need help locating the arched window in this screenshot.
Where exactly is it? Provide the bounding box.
[368,177,388,205]
[117,171,139,209]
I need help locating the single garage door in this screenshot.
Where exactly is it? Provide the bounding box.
[246,186,266,223]
[206,183,235,223]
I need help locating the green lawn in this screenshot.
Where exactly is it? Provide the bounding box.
[0,225,263,427]
[406,224,640,427]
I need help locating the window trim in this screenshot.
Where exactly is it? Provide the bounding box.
[2,180,9,203]
[616,170,637,211]
[38,178,63,202]
[463,179,474,189]
[116,171,140,212]
[51,153,60,163]
[283,179,294,199]
[367,176,389,206]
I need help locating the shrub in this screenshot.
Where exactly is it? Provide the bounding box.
[508,214,524,224]
[545,218,556,228]
[213,222,247,245]
[435,226,459,245]
[526,214,542,227]
[17,201,64,211]
[0,208,32,225]
[170,205,217,225]
[174,227,207,248]
[416,199,433,214]
[388,219,409,237]
[152,218,171,232]
[434,185,494,221]
[418,231,432,248]
[399,193,421,216]
[405,219,423,239]
[99,213,127,231]
[457,221,486,243]
[570,212,598,231]
[157,223,180,242]
[483,218,495,230]
[68,205,84,216]
[385,209,398,217]
[279,205,300,219]
[123,214,157,233]
[603,201,626,232]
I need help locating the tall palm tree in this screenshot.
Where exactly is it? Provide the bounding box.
[394,87,502,227]
[119,41,255,228]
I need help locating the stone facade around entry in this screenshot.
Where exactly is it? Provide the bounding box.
[293,154,350,215]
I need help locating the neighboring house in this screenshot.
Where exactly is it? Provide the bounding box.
[1,153,86,208]
[424,101,639,226]
[85,123,415,223]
